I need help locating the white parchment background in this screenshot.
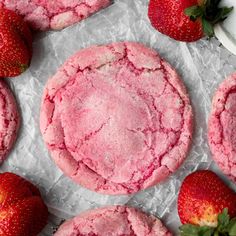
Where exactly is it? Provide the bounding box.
[1,0,236,235]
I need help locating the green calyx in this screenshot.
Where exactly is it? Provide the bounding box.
[184,0,233,37]
[179,209,236,236]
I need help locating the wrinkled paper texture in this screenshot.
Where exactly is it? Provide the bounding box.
[2,0,236,235]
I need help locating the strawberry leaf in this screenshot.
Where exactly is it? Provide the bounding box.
[202,18,214,37]
[228,218,236,236]
[203,228,215,236]
[179,224,199,235]
[184,6,204,21]
[210,7,234,24]
[218,208,230,227]
[180,224,214,236]
[220,7,234,20]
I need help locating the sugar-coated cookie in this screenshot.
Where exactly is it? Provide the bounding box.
[54,206,172,236]
[0,81,20,163]
[40,42,193,195]
[0,0,111,30]
[209,73,236,183]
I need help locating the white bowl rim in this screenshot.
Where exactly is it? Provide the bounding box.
[215,23,236,55]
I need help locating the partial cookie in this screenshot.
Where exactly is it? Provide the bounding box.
[54,205,172,236]
[0,0,111,30]
[40,42,193,195]
[0,81,20,163]
[208,73,236,183]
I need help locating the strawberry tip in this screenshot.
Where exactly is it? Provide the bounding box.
[20,64,28,73]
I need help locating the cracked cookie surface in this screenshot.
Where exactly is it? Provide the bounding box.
[0,81,20,163]
[40,42,193,195]
[0,0,111,30]
[208,73,236,183]
[54,205,172,236]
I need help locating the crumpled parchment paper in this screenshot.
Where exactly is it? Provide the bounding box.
[2,0,236,235]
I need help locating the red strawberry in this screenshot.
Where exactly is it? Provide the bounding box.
[148,0,233,42]
[178,170,236,235]
[0,172,48,236]
[0,8,32,77]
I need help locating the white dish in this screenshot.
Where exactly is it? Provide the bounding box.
[214,0,236,55]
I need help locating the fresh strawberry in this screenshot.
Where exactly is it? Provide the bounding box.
[148,0,233,42]
[0,8,32,77]
[0,172,40,208]
[0,172,48,236]
[178,170,236,235]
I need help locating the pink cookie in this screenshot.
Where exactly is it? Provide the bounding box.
[54,205,172,236]
[208,73,236,183]
[0,0,111,30]
[40,42,193,195]
[0,81,20,163]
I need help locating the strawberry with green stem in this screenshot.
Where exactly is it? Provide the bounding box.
[148,0,233,42]
[178,170,236,236]
[180,209,236,236]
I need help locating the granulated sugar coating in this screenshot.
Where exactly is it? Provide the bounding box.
[209,73,236,184]
[40,42,193,195]
[54,206,172,236]
[0,0,111,30]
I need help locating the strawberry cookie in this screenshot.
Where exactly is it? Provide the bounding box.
[0,0,111,30]
[54,206,172,236]
[40,42,193,195]
[209,73,236,183]
[0,81,20,163]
